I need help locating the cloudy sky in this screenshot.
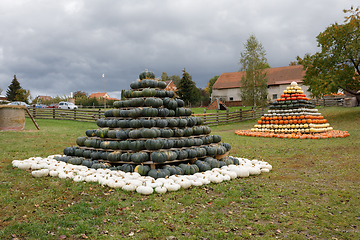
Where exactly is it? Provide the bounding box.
[0,0,357,100]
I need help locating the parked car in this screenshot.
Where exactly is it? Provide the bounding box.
[58,102,78,109]
[34,104,47,108]
[47,104,59,108]
[7,101,29,107]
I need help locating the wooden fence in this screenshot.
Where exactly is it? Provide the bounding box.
[27,108,104,122]
[311,97,344,107]
[193,108,265,126]
[26,107,265,126]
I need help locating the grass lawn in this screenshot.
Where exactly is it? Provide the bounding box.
[191,106,254,115]
[0,106,359,239]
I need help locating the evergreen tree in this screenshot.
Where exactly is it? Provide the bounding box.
[6,75,22,102]
[238,35,269,107]
[176,69,200,105]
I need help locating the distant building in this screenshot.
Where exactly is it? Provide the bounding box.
[164,80,178,93]
[35,95,52,102]
[0,95,7,101]
[89,92,119,101]
[211,65,310,105]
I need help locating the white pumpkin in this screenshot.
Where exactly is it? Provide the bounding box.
[155,186,167,194]
[136,185,154,195]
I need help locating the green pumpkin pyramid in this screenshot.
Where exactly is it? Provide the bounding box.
[62,70,233,178]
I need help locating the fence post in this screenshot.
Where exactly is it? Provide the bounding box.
[217,110,219,125]
[226,109,229,123]
[98,109,101,119]
[53,108,55,119]
[240,109,242,122]
[74,109,76,120]
[32,107,36,118]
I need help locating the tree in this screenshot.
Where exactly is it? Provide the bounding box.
[205,75,219,97]
[73,91,88,98]
[297,6,360,103]
[6,75,30,103]
[176,69,200,105]
[160,72,170,81]
[238,34,269,107]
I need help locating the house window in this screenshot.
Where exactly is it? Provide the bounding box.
[272,94,277,99]
[229,97,233,101]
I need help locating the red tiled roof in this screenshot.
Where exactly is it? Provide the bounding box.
[89,92,108,99]
[213,65,306,90]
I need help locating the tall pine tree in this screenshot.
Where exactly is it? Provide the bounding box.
[238,35,269,108]
[6,75,30,103]
[176,69,200,105]
[6,75,22,102]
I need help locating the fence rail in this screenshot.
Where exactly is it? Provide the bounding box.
[311,98,344,107]
[27,108,104,122]
[26,107,265,126]
[193,108,265,126]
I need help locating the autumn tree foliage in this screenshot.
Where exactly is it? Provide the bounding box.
[297,6,360,103]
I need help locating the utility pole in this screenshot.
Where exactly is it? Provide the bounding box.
[103,74,106,110]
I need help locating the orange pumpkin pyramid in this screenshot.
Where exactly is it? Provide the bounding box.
[235,82,349,139]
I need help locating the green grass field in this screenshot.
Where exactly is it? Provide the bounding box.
[0,106,359,239]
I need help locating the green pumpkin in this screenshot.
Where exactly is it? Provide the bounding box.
[194,160,211,172]
[167,118,179,127]
[112,109,120,117]
[113,101,123,108]
[161,129,174,138]
[83,150,92,159]
[74,148,84,157]
[118,140,130,150]
[186,148,197,158]
[64,147,75,156]
[116,130,128,140]
[158,108,170,117]
[178,118,188,128]
[129,119,142,128]
[97,128,109,138]
[96,118,107,127]
[157,81,167,89]
[205,157,220,169]
[163,139,175,149]
[166,91,175,98]
[177,150,188,160]
[109,141,119,150]
[139,70,155,80]
[117,119,130,128]
[84,138,93,147]
[221,143,231,152]
[174,128,184,137]
[141,119,156,128]
[128,108,143,118]
[120,153,132,162]
[131,152,149,164]
[184,138,194,147]
[145,139,164,150]
[129,140,145,152]
[107,151,121,162]
[141,128,158,138]
[176,99,185,107]
[222,157,234,165]
[68,157,83,165]
[76,137,87,146]
[120,163,135,172]
[90,151,101,160]
[100,141,111,149]
[130,80,142,89]
[106,119,118,128]
[85,129,97,137]
[156,119,168,128]
[147,169,170,179]
[183,127,193,137]
[167,99,178,110]
[180,163,199,175]
[162,165,183,175]
[135,164,151,176]
[128,129,142,139]
[107,130,118,139]
[150,151,168,163]
[175,139,185,148]
[219,161,227,168]
[82,159,93,168]
[175,107,186,117]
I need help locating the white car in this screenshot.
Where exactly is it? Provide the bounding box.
[8,101,30,107]
[58,102,78,109]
